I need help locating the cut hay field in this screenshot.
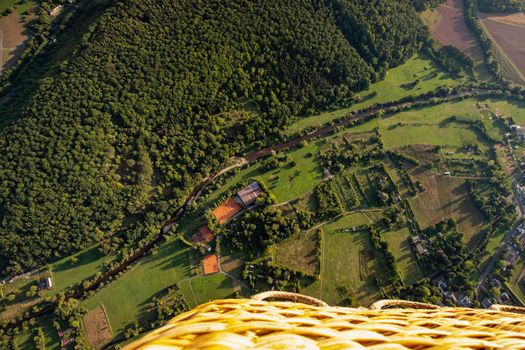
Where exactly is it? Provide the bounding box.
[82,240,192,336]
[381,227,423,284]
[300,212,383,306]
[429,0,488,78]
[272,229,319,275]
[407,169,485,245]
[286,53,459,136]
[480,12,525,82]
[83,305,112,349]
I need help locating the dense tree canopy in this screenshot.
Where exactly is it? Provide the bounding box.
[0,0,428,272]
[478,0,522,12]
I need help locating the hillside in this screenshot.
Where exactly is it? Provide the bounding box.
[0,0,427,273]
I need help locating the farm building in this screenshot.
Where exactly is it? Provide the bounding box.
[236,182,263,207]
[191,225,214,244]
[203,254,219,275]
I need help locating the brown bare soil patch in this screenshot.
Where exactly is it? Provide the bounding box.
[0,12,29,69]
[480,13,525,78]
[430,0,484,61]
[83,306,112,349]
[212,198,242,224]
[408,168,484,245]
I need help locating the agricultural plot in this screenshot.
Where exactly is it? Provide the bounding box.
[178,273,234,308]
[428,0,488,78]
[82,240,192,336]
[380,227,423,284]
[379,99,498,151]
[286,53,460,136]
[301,212,383,306]
[480,12,525,82]
[83,306,112,349]
[407,169,485,245]
[272,229,319,275]
[0,12,29,70]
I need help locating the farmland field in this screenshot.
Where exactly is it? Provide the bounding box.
[378,99,499,151]
[407,169,485,245]
[286,53,459,136]
[178,273,234,308]
[480,12,525,81]
[0,12,29,69]
[300,212,384,306]
[83,305,112,349]
[272,229,319,275]
[428,0,489,78]
[381,227,423,284]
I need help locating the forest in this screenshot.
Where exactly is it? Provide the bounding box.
[0,0,429,273]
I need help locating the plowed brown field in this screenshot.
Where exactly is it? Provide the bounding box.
[430,0,484,60]
[481,12,525,78]
[0,12,28,69]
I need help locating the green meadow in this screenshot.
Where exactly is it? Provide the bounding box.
[300,211,383,306]
[82,240,192,335]
[286,53,461,136]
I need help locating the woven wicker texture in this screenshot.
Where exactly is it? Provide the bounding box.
[124,295,525,349]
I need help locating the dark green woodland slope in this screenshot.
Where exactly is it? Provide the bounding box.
[0,0,427,272]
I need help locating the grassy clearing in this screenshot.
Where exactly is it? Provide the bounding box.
[510,258,525,304]
[0,0,37,15]
[379,99,494,151]
[82,239,192,336]
[258,142,324,203]
[381,226,423,284]
[179,273,234,308]
[301,212,383,306]
[48,246,115,295]
[272,230,319,275]
[286,53,460,136]
[487,99,525,124]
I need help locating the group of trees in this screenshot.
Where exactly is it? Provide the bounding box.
[468,179,516,226]
[478,0,522,12]
[422,220,476,296]
[0,0,431,273]
[223,207,299,255]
